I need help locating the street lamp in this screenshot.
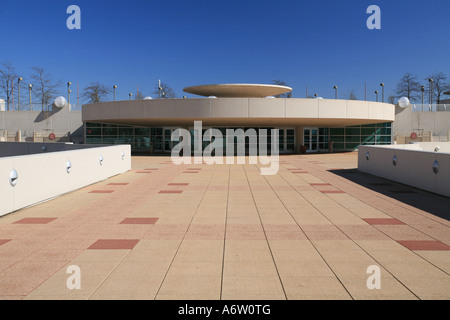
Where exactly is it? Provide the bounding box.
[420,85,425,105]
[428,78,434,104]
[379,83,384,102]
[28,84,33,110]
[113,85,117,101]
[67,82,72,105]
[333,86,338,99]
[17,77,23,111]
[314,93,318,97]
[129,93,132,100]
[374,90,379,102]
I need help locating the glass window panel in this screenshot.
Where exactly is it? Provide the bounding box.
[345,127,361,135]
[86,128,101,135]
[118,127,133,136]
[135,128,150,136]
[86,122,101,128]
[86,136,101,144]
[330,128,344,135]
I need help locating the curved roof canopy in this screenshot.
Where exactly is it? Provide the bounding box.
[183,83,292,98]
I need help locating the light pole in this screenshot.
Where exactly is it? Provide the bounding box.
[67,82,72,105]
[374,90,379,102]
[113,85,117,101]
[28,84,33,110]
[333,86,338,99]
[380,83,384,103]
[420,85,425,105]
[428,78,433,104]
[129,93,132,100]
[17,77,23,111]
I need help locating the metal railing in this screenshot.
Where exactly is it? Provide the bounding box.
[412,104,449,112]
[0,102,81,112]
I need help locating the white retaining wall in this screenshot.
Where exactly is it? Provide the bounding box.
[0,144,131,216]
[358,143,450,197]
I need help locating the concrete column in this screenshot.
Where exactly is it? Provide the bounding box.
[16,130,22,142]
[296,126,303,154]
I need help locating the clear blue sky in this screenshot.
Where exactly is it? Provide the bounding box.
[1,0,449,103]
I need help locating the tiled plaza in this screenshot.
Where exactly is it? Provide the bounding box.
[0,152,449,300]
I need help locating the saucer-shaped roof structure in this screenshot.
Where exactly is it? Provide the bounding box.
[183,83,292,98]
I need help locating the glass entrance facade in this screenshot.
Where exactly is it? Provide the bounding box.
[85,122,391,153]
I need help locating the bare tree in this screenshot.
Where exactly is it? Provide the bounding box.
[388,95,396,104]
[272,80,292,98]
[30,67,61,111]
[347,89,357,100]
[0,62,17,111]
[135,90,145,100]
[395,73,420,102]
[153,81,176,98]
[426,72,450,104]
[83,82,112,103]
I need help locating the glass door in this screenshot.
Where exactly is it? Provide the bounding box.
[303,127,318,152]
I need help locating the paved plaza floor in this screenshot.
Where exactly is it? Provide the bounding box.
[0,152,449,300]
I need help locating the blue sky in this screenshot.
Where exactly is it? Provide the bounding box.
[0,0,449,103]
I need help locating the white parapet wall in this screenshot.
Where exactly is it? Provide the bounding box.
[0,144,131,217]
[358,143,450,198]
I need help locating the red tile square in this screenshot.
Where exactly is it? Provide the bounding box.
[397,240,450,251]
[89,190,115,193]
[159,190,183,194]
[187,168,201,170]
[363,218,405,225]
[0,239,11,246]
[88,239,139,250]
[120,218,159,225]
[168,183,189,186]
[107,183,129,186]
[13,218,57,224]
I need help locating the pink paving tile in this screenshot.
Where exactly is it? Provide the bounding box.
[225,231,266,240]
[0,240,11,246]
[321,190,346,194]
[265,231,307,240]
[120,218,159,225]
[13,218,57,225]
[136,171,153,173]
[88,239,140,250]
[363,218,406,225]
[144,168,159,170]
[302,225,349,240]
[310,183,331,186]
[89,190,115,194]
[183,171,199,173]
[158,190,183,194]
[107,183,129,186]
[397,240,450,251]
[168,183,189,186]
[292,171,308,174]
[187,168,202,170]
[339,225,390,240]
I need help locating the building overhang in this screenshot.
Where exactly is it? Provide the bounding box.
[82,98,395,128]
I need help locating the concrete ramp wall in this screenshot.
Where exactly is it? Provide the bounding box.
[358,143,450,197]
[0,144,131,216]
